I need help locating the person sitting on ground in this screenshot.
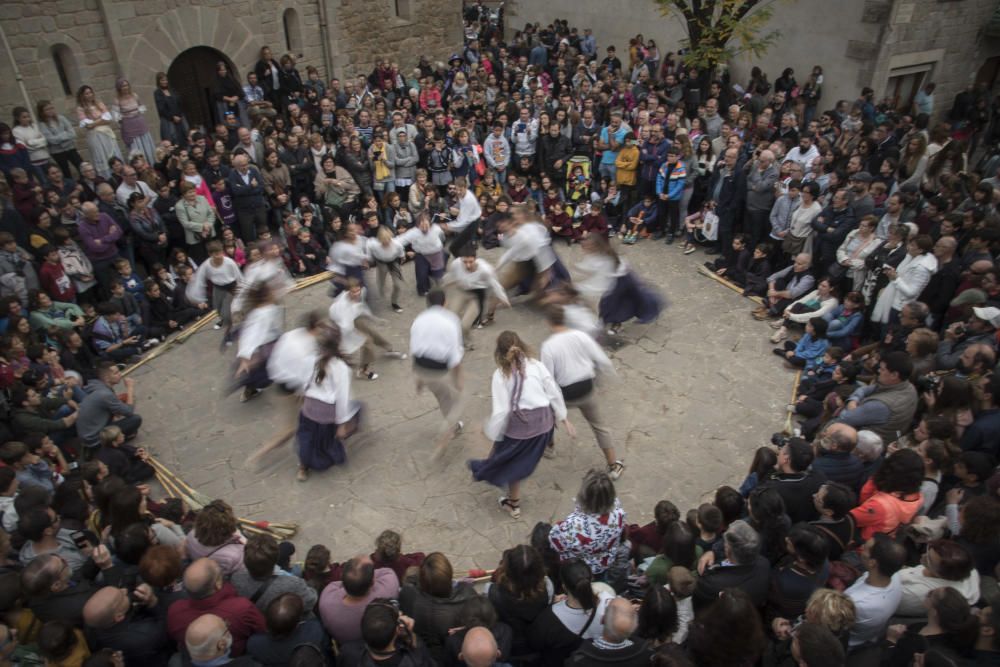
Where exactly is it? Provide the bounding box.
[772,316,829,369]
[811,422,865,491]
[94,424,154,484]
[319,553,400,645]
[753,253,815,320]
[76,360,141,449]
[835,351,918,444]
[706,233,752,285]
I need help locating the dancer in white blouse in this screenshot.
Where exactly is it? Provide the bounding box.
[442,252,510,341]
[398,213,447,296]
[366,226,406,313]
[186,240,242,345]
[232,283,283,402]
[328,280,406,381]
[469,331,575,519]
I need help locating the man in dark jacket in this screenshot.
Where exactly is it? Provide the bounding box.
[811,423,865,492]
[706,147,746,255]
[761,438,826,524]
[337,601,436,667]
[919,236,961,329]
[83,585,172,667]
[693,520,771,612]
[638,125,669,199]
[810,189,857,274]
[537,122,573,186]
[566,598,651,667]
[227,154,268,244]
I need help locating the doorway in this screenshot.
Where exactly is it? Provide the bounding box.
[168,46,237,131]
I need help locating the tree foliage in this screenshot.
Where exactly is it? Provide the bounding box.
[654,0,782,71]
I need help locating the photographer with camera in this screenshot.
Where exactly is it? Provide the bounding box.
[338,599,435,667]
[82,584,171,666]
[935,306,999,371]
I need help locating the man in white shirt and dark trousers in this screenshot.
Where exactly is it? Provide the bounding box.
[442,177,481,257]
[539,304,624,479]
[442,251,510,343]
[409,290,466,457]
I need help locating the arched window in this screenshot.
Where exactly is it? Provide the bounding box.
[282,8,302,54]
[50,44,80,96]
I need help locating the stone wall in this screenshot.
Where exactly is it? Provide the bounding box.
[0,0,461,147]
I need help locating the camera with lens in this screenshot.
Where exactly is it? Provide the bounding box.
[915,374,942,394]
[771,433,790,448]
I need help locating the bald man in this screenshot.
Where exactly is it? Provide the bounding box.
[76,200,123,289]
[810,423,865,496]
[745,148,779,249]
[460,627,501,667]
[226,153,267,244]
[83,584,171,665]
[185,613,241,666]
[167,558,266,656]
[567,597,651,666]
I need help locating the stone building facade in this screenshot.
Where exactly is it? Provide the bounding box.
[509,0,1000,121]
[0,0,462,137]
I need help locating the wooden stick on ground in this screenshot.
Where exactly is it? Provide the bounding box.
[781,370,803,436]
[696,265,765,305]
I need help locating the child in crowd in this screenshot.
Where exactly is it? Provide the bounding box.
[773,316,830,369]
[95,424,155,484]
[742,242,773,298]
[622,193,658,244]
[113,258,145,303]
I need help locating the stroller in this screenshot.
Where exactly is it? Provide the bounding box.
[564,156,592,218]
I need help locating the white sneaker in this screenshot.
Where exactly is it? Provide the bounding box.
[385,351,408,360]
[608,460,625,480]
[213,321,223,330]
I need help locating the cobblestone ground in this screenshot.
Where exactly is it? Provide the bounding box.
[132,241,796,570]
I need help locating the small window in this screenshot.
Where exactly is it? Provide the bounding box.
[283,8,302,53]
[51,44,79,96]
[394,0,412,20]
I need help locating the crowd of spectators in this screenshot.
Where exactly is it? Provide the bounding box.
[0,0,998,665]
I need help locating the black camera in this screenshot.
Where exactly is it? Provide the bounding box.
[915,374,942,394]
[771,433,790,448]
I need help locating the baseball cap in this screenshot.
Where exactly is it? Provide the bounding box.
[973,306,1000,328]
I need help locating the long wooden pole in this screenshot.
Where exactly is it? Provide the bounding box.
[696,265,765,305]
[781,370,803,436]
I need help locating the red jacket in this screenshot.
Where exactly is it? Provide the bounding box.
[166,582,265,656]
[39,260,76,303]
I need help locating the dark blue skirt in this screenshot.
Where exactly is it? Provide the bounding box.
[296,413,347,470]
[599,270,664,325]
[229,342,276,393]
[514,255,572,295]
[468,428,553,487]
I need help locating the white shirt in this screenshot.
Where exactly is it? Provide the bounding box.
[233,258,294,313]
[327,237,368,274]
[449,190,482,232]
[185,256,242,304]
[366,237,406,263]
[845,572,902,648]
[484,359,567,441]
[444,258,509,304]
[895,566,980,617]
[575,253,624,301]
[328,290,372,354]
[564,304,601,338]
[237,303,283,360]
[304,357,358,423]
[115,180,158,207]
[409,306,463,368]
[540,328,614,386]
[268,327,318,393]
[785,145,820,170]
[399,225,446,255]
[498,222,555,271]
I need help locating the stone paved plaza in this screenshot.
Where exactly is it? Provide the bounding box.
[132,242,796,570]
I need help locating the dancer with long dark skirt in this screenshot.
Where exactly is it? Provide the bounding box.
[469,330,574,519]
[231,283,283,402]
[248,310,332,464]
[296,324,362,481]
[587,235,664,335]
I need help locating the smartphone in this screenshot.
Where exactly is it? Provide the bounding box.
[70,530,92,550]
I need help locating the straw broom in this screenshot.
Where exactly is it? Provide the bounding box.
[781,370,803,436]
[696,265,765,305]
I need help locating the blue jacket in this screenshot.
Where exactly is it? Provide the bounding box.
[626,201,658,226]
[639,139,670,182]
[655,160,687,201]
[824,305,864,342]
[794,333,830,367]
[811,450,865,491]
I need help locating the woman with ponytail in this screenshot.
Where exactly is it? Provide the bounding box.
[295,324,363,481]
[527,559,612,665]
[469,330,575,518]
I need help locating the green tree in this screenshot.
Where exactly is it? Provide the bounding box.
[654,0,782,73]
